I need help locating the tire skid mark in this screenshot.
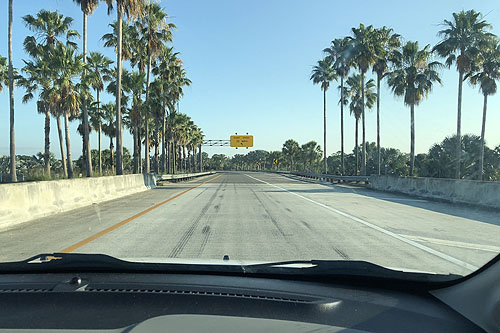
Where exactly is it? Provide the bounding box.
[251,189,286,237]
[169,178,225,258]
[258,179,351,260]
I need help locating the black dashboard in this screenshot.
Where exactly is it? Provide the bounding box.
[0,272,484,332]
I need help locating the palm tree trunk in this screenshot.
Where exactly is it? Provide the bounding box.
[323,87,327,174]
[97,90,102,175]
[144,119,149,173]
[155,120,159,174]
[8,0,16,182]
[63,113,74,178]
[410,104,415,177]
[193,145,197,172]
[82,12,92,177]
[361,71,366,176]
[355,118,359,175]
[138,127,142,173]
[199,145,202,172]
[98,122,102,175]
[479,93,487,181]
[376,75,381,175]
[56,116,67,178]
[340,76,345,176]
[44,111,51,177]
[161,109,166,173]
[110,136,114,173]
[115,4,123,175]
[133,126,138,174]
[183,146,186,171]
[455,69,463,179]
[144,55,152,174]
[173,141,177,174]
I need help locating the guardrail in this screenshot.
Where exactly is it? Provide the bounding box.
[157,171,216,182]
[268,170,370,183]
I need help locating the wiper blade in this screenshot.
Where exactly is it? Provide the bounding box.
[0,253,244,274]
[242,259,461,283]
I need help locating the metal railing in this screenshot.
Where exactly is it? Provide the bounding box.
[267,170,370,183]
[157,171,216,182]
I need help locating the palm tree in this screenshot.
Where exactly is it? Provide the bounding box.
[22,10,80,178]
[122,69,145,174]
[310,58,336,174]
[101,102,116,173]
[22,10,79,57]
[349,24,379,176]
[8,0,16,182]
[372,27,400,175]
[387,41,442,176]
[343,74,376,175]
[324,37,354,175]
[136,3,175,174]
[88,103,103,174]
[282,139,300,171]
[467,39,500,180]
[51,44,84,179]
[104,0,144,175]
[433,10,494,179]
[19,55,54,176]
[87,51,113,174]
[73,0,99,177]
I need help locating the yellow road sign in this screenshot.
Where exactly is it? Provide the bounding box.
[230,135,253,147]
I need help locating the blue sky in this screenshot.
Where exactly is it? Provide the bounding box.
[1,0,500,159]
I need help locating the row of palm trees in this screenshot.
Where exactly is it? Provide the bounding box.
[311,9,500,180]
[3,0,202,181]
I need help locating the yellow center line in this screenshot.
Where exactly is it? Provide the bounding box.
[60,174,222,253]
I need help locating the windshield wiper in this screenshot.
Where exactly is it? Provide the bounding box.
[0,254,460,286]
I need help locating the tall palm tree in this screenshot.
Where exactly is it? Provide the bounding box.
[387,41,442,176]
[122,69,145,174]
[372,27,400,175]
[467,39,500,180]
[343,74,376,175]
[104,0,144,175]
[19,55,55,176]
[310,58,337,174]
[136,3,175,174]
[87,52,113,174]
[8,0,16,182]
[349,24,379,176]
[324,37,354,176]
[433,9,494,179]
[51,44,84,179]
[22,9,79,178]
[73,0,99,177]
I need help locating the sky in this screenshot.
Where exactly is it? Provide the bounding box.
[1,0,500,159]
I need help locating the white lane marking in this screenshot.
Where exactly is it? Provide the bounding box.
[400,234,500,253]
[245,174,478,271]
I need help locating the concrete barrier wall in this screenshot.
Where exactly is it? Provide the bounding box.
[370,175,500,209]
[0,174,156,230]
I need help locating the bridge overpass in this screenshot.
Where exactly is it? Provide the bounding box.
[0,171,499,276]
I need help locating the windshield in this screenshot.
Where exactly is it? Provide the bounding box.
[0,0,499,280]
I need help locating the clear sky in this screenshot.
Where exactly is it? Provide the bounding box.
[1,0,500,159]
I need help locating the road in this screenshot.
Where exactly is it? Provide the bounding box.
[1,171,499,276]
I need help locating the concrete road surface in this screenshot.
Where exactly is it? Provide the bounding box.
[1,171,499,276]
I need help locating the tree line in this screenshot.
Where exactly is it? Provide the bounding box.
[201,135,500,181]
[310,9,500,180]
[1,0,201,182]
